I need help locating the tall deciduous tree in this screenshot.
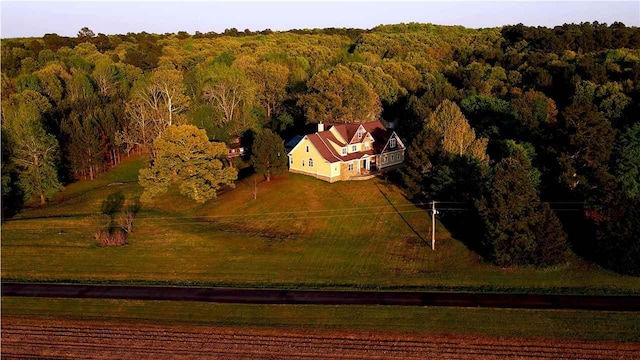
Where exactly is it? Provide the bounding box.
[426,100,488,161]
[250,129,287,181]
[61,112,104,180]
[202,64,257,136]
[138,125,237,203]
[510,89,558,139]
[2,90,62,204]
[77,27,95,41]
[123,68,190,159]
[34,63,68,104]
[148,68,190,127]
[247,62,290,125]
[346,62,406,105]
[299,65,381,124]
[92,58,119,98]
[560,99,616,204]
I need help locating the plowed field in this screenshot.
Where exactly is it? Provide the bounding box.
[2,317,638,359]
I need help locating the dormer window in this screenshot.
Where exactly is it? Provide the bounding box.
[341,147,347,155]
[351,145,357,152]
[390,138,396,148]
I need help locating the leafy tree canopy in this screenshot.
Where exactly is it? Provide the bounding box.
[299,64,381,124]
[139,125,237,203]
[250,129,287,181]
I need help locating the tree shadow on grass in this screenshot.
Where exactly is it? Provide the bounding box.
[380,170,487,258]
[375,182,428,246]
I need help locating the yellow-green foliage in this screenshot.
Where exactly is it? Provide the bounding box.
[139,125,237,203]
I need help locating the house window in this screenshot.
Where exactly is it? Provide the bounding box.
[348,163,354,171]
[351,145,357,152]
[390,138,396,148]
[364,142,369,149]
[391,154,395,161]
[290,157,293,164]
[306,146,309,152]
[357,130,363,140]
[302,160,305,166]
[309,158,314,167]
[341,147,347,155]
[383,155,388,163]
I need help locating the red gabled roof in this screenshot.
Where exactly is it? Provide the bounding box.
[306,121,393,163]
[307,133,342,163]
[325,120,387,144]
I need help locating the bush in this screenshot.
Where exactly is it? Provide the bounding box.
[95,229,127,247]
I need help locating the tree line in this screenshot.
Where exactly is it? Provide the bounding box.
[1,22,639,274]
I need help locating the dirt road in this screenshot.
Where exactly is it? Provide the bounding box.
[2,316,638,359]
[3,283,640,310]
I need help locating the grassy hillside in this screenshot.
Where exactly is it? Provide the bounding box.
[2,156,639,293]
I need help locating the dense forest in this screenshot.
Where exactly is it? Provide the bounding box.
[2,22,639,275]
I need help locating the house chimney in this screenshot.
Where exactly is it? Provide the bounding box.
[317,122,324,133]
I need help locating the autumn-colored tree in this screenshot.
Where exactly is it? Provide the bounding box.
[510,89,558,138]
[139,125,237,203]
[299,65,381,124]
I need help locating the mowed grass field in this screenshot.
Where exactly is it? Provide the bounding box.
[3,297,640,342]
[2,155,640,293]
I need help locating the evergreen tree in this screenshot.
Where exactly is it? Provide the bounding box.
[614,123,640,198]
[400,127,438,199]
[595,195,640,276]
[478,151,569,267]
[251,129,287,181]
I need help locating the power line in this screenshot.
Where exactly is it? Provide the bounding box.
[8,199,584,224]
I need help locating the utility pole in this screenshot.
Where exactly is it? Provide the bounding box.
[431,200,438,250]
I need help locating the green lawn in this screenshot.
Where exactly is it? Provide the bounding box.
[2,155,640,293]
[3,297,639,342]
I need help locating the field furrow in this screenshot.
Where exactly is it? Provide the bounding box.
[2,317,638,359]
